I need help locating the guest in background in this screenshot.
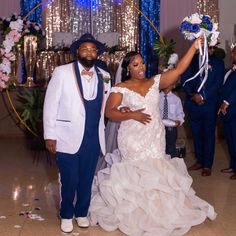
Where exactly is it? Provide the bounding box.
[218,45,236,180]
[181,46,224,176]
[160,85,185,158]
[43,33,111,233]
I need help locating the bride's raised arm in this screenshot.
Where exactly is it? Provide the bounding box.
[159,38,202,90]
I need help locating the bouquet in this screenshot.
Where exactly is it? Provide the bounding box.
[180,13,219,46]
[180,13,219,92]
[0,13,45,90]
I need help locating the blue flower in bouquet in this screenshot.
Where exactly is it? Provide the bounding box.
[201,16,213,31]
[190,24,201,33]
[180,13,219,46]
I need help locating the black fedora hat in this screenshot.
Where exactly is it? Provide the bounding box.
[70,33,106,55]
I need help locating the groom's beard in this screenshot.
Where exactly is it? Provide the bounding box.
[77,55,96,68]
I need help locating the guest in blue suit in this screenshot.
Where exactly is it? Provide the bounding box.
[218,45,236,180]
[181,46,224,176]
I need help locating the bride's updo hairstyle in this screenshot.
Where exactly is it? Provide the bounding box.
[121,51,141,82]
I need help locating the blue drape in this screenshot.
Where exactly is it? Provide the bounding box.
[20,0,42,24]
[139,0,160,77]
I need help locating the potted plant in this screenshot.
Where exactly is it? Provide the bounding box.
[17,87,45,149]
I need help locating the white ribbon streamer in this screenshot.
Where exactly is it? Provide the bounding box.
[183,33,209,93]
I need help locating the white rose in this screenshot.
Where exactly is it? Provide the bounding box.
[0,63,11,74]
[190,13,202,24]
[9,19,23,31]
[212,23,218,31]
[3,39,14,53]
[168,53,179,66]
[209,32,220,46]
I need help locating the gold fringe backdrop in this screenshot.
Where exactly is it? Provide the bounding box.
[43,0,139,51]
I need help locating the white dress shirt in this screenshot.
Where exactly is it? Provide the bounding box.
[159,91,185,125]
[78,62,98,100]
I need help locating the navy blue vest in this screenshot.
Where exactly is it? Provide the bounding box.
[73,61,103,136]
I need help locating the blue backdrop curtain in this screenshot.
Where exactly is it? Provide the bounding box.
[20,0,42,24]
[20,0,42,82]
[139,0,160,77]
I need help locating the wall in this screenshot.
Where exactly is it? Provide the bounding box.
[160,0,197,56]
[0,0,20,17]
[219,0,236,68]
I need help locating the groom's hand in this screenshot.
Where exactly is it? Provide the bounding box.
[45,139,57,154]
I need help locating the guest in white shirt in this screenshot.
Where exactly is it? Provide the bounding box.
[160,85,184,157]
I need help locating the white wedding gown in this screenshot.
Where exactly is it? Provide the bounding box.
[89,75,216,236]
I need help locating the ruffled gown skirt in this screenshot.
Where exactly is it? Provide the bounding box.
[89,79,216,236]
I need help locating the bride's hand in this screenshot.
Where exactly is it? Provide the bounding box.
[193,36,204,50]
[131,108,152,125]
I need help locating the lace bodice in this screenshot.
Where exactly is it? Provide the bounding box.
[110,75,166,161]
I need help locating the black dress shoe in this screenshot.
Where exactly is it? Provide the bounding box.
[221,167,234,173]
[230,173,236,180]
[188,163,202,171]
[201,168,211,176]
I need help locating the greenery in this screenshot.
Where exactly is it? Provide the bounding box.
[154,38,176,70]
[17,87,45,135]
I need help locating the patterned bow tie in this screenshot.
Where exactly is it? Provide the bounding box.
[81,69,94,77]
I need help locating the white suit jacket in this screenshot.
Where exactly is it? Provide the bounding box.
[43,62,111,155]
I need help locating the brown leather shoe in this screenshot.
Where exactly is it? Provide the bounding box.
[230,173,236,180]
[221,167,234,173]
[188,163,202,171]
[201,168,211,176]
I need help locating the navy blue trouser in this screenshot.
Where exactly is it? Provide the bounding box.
[223,121,236,171]
[188,109,217,168]
[56,132,100,219]
[165,127,177,158]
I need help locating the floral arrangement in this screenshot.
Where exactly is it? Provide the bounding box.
[180,13,220,92]
[0,13,45,90]
[154,38,176,72]
[98,70,111,84]
[180,13,219,46]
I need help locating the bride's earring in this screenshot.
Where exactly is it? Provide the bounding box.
[127,69,130,76]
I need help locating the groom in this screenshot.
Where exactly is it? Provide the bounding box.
[43,33,111,233]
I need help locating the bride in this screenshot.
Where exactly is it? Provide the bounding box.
[89,38,216,236]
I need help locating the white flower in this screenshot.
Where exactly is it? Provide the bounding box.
[212,23,218,31]
[0,63,11,75]
[190,13,202,24]
[34,26,40,31]
[168,53,179,66]
[24,29,30,33]
[9,19,23,31]
[209,31,220,46]
[3,38,14,53]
